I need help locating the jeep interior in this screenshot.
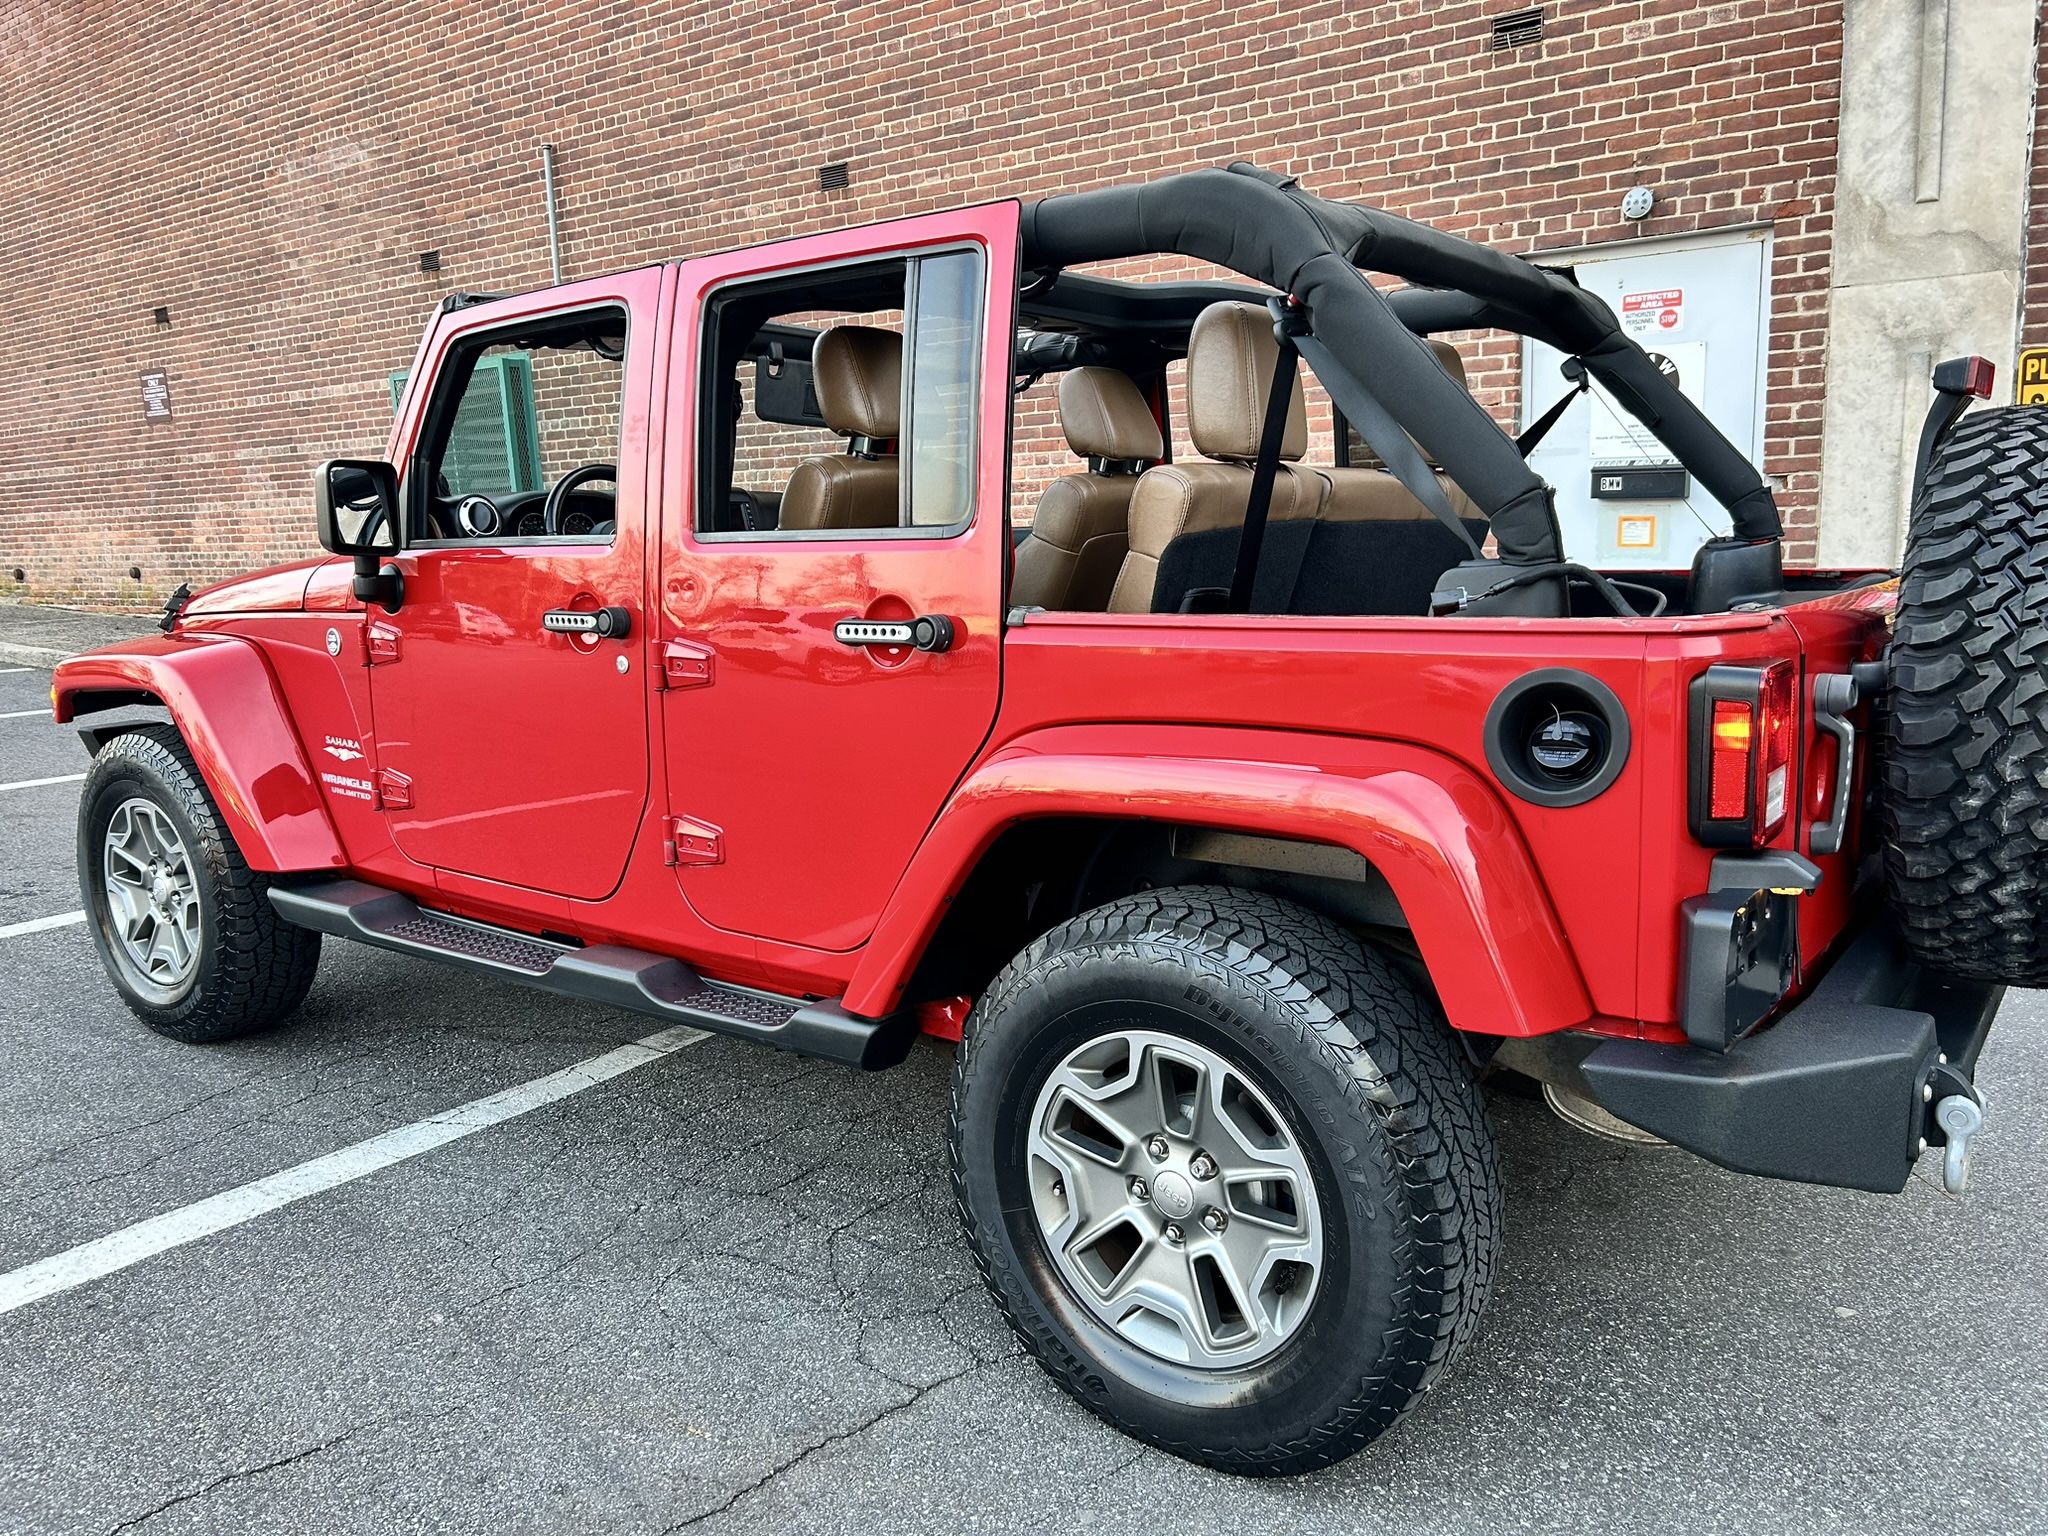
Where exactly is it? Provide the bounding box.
[404,309,627,544]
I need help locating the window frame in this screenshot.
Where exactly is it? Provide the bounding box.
[694,242,987,544]
[404,301,632,550]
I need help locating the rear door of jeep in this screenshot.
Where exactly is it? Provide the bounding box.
[653,205,1020,953]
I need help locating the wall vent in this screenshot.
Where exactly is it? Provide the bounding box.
[817,161,851,192]
[417,250,442,274]
[1489,7,1543,50]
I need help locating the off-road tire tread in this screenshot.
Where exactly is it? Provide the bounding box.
[949,885,1500,1475]
[83,725,321,1041]
[1885,406,2048,984]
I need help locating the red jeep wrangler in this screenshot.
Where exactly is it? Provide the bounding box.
[54,166,2048,1473]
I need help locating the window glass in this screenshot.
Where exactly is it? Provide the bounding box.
[408,310,625,542]
[698,250,984,537]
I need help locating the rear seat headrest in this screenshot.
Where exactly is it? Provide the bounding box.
[1059,367,1163,463]
[812,325,901,440]
[1345,338,1470,470]
[1186,302,1307,463]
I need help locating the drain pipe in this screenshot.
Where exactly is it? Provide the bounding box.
[540,143,564,284]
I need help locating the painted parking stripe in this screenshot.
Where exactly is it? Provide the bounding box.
[0,773,85,793]
[0,667,31,675]
[0,911,86,940]
[0,708,53,720]
[0,1023,710,1317]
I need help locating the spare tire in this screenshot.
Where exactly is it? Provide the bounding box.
[1884,405,2048,984]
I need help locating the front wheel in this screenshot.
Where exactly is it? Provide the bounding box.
[78,726,321,1042]
[949,887,1500,1474]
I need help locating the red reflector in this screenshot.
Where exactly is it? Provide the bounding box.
[1963,356,1996,399]
[1709,700,1753,820]
[1757,661,1796,841]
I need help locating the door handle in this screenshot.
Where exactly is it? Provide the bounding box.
[834,615,955,653]
[542,606,632,640]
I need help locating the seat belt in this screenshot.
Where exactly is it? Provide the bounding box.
[1291,329,1481,561]
[1226,322,1303,613]
[1515,359,1589,457]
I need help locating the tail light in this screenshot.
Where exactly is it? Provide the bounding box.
[1690,661,1797,847]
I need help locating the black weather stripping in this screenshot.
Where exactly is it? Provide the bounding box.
[1489,7,1543,49]
[817,161,851,192]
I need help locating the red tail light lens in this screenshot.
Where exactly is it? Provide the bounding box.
[1691,661,1799,848]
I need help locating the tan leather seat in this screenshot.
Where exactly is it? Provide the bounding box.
[1011,367,1162,611]
[779,325,901,531]
[1107,303,1327,613]
[1323,339,1485,524]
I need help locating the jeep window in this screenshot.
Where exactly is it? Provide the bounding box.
[406,307,627,544]
[697,249,983,537]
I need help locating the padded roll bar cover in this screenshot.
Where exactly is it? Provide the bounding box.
[1022,164,1783,548]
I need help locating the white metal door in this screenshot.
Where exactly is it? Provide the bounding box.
[1520,228,1770,569]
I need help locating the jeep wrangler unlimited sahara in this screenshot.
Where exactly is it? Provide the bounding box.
[53,166,2048,1474]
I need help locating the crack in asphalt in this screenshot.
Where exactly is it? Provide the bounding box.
[658,1359,993,1532]
[100,1419,383,1534]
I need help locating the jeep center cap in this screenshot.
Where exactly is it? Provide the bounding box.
[1151,1169,1196,1220]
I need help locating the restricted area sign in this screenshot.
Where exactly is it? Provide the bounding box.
[2019,347,2048,406]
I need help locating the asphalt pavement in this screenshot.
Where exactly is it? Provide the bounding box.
[0,619,2044,1535]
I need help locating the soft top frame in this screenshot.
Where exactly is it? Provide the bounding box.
[1020,163,1782,567]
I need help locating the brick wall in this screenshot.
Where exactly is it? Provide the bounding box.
[2024,8,2048,349]
[0,0,1844,605]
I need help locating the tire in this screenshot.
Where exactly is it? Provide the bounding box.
[949,886,1500,1475]
[1885,405,2048,984]
[77,725,321,1042]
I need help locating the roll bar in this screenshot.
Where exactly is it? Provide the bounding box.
[1020,164,1783,567]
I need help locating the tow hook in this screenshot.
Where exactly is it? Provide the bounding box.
[1922,1058,1984,1198]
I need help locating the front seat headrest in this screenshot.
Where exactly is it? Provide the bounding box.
[812,325,901,440]
[1058,367,1163,463]
[1186,301,1307,463]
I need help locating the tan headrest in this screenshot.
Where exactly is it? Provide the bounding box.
[1426,338,1467,391]
[1059,367,1163,462]
[813,325,901,439]
[1186,302,1307,463]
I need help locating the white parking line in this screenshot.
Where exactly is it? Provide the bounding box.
[0,1023,710,1316]
[0,773,85,793]
[0,911,86,940]
[0,708,52,720]
[0,667,31,675]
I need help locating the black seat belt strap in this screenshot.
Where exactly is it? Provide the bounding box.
[1515,359,1589,457]
[1292,330,1481,561]
[1227,314,1303,613]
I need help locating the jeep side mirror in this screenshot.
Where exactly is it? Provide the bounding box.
[313,458,404,610]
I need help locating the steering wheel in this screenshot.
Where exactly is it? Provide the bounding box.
[543,463,617,536]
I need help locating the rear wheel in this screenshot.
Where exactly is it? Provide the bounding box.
[949,886,1499,1474]
[1885,406,2048,984]
[78,726,321,1042]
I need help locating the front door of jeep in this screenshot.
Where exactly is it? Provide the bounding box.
[367,270,664,901]
[656,206,1018,952]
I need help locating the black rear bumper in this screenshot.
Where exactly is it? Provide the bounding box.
[1502,921,2002,1194]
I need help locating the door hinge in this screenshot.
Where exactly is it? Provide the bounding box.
[658,639,715,690]
[662,815,723,866]
[365,622,401,665]
[375,768,414,810]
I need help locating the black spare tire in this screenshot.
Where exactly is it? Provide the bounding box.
[1884,405,2048,985]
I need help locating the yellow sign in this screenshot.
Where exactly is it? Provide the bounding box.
[2019,347,2048,406]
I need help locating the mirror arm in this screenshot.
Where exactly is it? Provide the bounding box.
[351,553,403,612]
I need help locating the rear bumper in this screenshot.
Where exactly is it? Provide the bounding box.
[1504,920,2002,1193]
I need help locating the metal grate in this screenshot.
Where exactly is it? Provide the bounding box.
[817,160,851,192]
[384,912,560,973]
[417,250,441,274]
[1489,6,1543,49]
[676,987,798,1029]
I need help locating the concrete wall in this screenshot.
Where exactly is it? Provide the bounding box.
[1818,0,2039,566]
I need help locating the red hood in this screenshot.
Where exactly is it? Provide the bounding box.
[180,557,341,617]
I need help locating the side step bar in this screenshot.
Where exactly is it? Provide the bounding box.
[268,879,916,1070]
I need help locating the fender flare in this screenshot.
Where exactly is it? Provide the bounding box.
[842,724,1591,1037]
[52,632,345,873]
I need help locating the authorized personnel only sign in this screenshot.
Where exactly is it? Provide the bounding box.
[2018,347,2048,405]
[1620,289,1685,338]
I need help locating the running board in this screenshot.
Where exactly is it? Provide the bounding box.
[267,879,915,1070]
